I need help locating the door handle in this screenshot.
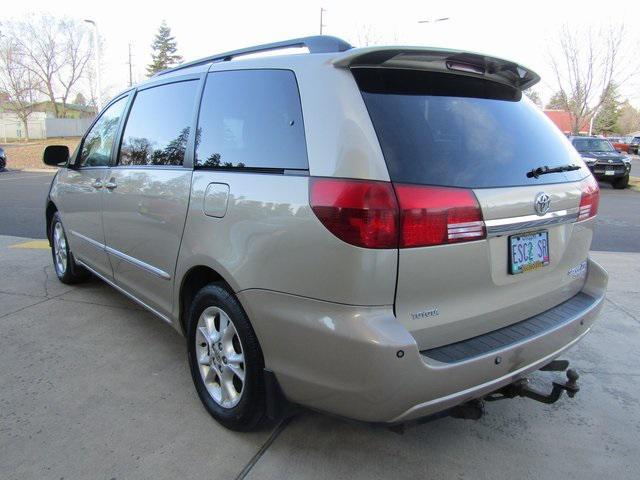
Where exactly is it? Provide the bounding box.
[92,179,104,189]
[105,181,117,190]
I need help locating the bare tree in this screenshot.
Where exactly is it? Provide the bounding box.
[5,15,93,118]
[354,24,383,47]
[0,37,41,140]
[11,15,63,117]
[524,88,543,108]
[548,23,638,135]
[57,19,93,117]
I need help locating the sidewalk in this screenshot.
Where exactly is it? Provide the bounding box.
[1,235,639,479]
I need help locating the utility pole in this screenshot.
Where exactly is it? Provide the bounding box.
[84,19,102,110]
[320,8,326,35]
[127,43,133,87]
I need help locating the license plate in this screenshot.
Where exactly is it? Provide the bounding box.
[605,170,615,176]
[509,231,550,275]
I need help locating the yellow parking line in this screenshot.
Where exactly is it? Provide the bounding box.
[10,240,50,250]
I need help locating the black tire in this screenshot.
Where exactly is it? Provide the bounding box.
[49,212,90,284]
[186,283,266,431]
[612,175,629,189]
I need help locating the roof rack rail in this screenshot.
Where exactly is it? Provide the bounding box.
[154,35,353,77]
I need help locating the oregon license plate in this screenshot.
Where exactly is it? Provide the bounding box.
[509,231,550,275]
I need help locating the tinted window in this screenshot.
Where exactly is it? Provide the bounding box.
[354,68,588,188]
[119,80,198,166]
[572,138,615,153]
[195,70,308,171]
[79,97,127,167]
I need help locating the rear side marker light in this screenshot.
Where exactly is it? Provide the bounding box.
[578,176,599,221]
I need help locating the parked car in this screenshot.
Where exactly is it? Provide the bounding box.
[42,36,607,431]
[0,146,6,170]
[570,136,631,189]
[630,136,640,155]
[608,136,630,153]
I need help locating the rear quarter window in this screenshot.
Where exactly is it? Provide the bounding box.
[195,69,308,172]
[353,68,589,188]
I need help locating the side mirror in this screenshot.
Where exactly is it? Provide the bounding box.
[43,145,70,166]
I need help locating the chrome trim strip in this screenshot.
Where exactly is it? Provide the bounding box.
[70,230,106,250]
[70,230,170,280]
[75,258,173,326]
[485,208,579,237]
[105,246,171,280]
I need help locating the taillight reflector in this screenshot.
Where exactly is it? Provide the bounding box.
[394,184,486,247]
[578,176,600,221]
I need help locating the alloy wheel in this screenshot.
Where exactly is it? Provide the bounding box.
[52,222,68,276]
[195,306,246,408]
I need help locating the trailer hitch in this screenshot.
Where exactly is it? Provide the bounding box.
[486,360,580,404]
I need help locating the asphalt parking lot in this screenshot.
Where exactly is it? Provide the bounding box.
[1,169,640,479]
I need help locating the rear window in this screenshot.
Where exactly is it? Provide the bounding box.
[353,68,588,188]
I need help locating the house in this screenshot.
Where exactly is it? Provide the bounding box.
[30,101,97,119]
[544,110,591,135]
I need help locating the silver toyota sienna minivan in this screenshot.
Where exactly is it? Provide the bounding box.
[43,36,607,431]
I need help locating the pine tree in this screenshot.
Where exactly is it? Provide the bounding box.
[545,91,568,110]
[146,21,183,76]
[593,84,620,135]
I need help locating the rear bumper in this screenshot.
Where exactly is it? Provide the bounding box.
[238,258,607,423]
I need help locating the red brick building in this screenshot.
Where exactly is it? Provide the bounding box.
[544,110,591,135]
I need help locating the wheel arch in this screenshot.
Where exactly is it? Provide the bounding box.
[177,264,236,336]
[45,200,58,245]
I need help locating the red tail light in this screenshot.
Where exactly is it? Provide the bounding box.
[394,184,486,247]
[310,178,398,248]
[578,176,600,221]
[310,178,486,249]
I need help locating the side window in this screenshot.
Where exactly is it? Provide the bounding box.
[79,97,127,167]
[119,80,198,166]
[195,70,308,170]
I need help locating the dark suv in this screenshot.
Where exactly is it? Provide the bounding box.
[570,136,631,189]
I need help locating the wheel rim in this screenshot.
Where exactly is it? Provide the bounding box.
[53,222,68,276]
[195,306,245,408]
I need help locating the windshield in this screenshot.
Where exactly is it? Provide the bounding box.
[353,68,587,188]
[572,138,616,153]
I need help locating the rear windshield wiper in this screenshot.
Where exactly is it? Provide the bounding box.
[526,164,581,179]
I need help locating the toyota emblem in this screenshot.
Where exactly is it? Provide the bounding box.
[534,192,551,216]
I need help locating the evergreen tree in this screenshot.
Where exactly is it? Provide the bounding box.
[146,21,183,76]
[593,84,620,135]
[545,91,568,110]
[73,92,87,106]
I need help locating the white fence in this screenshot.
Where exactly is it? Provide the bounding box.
[0,114,95,140]
[45,117,94,137]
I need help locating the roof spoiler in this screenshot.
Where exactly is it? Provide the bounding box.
[332,46,540,90]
